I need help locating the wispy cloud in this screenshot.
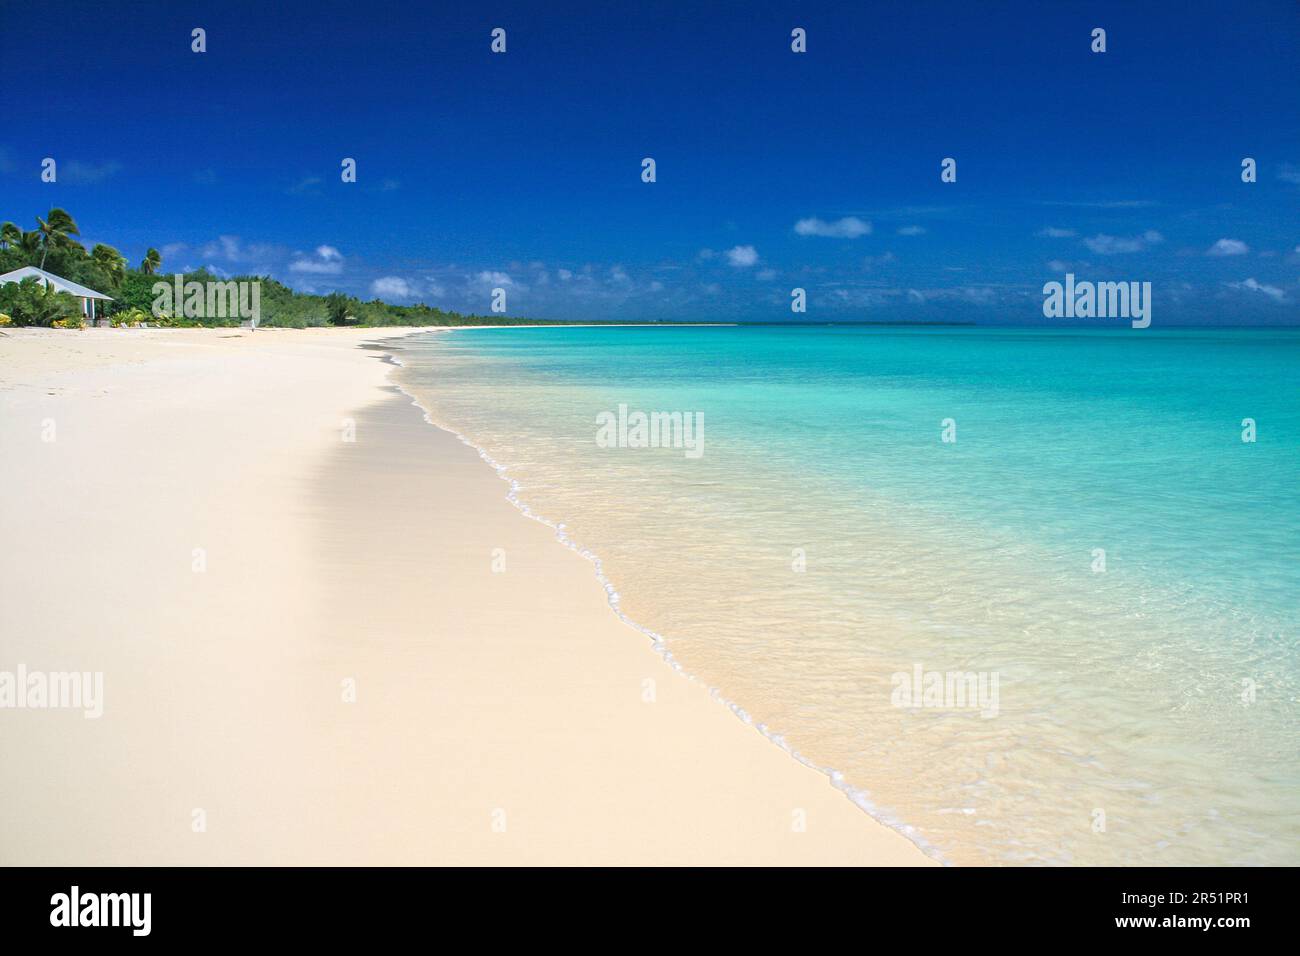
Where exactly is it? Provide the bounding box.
[288,176,323,195]
[802,279,1031,312]
[851,205,957,219]
[1082,230,1164,254]
[897,225,927,236]
[794,216,872,238]
[1227,277,1285,302]
[1040,199,1157,209]
[1037,226,1076,238]
[61,159,122,184]
[1207,238,1249,257]
[200,235,278,265]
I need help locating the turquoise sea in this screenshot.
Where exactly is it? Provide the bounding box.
[395,325,1300,865]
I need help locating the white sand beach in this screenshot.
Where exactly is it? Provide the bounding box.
[0,328,931,865]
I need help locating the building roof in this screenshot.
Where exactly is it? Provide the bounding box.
[0,266,114,300]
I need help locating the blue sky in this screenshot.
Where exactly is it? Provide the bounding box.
[3,0,1298,323]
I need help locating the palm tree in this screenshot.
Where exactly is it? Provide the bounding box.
[36,208,80,269]
[0,221,20,251]
[141,248,162,275]
[14,229,43,262]
[91,244,127,286]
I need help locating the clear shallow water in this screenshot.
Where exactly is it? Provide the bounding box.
[396,326,1300,865]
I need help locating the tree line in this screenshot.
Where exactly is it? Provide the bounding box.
[1,208,575,328]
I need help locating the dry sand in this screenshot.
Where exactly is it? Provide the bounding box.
[0,327,931,865]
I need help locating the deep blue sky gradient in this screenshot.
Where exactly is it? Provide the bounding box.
[3,0,1298,322]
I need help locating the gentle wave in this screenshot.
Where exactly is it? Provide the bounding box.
[382,342,949,863]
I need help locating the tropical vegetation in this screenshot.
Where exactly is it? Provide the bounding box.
[1,208,574,328]
[0,277,84,328]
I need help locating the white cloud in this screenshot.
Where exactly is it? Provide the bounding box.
[794,216,872,238]
[756,268,777,280]
[726,245,759,267]
[897,225,927,236]
[1082,230,1164,254]
[1037,227,1076,238]
[1047,260,1069,272]
[371,276,414,299]
[290,245,345,274]
[1228,278,1285,302]
[475,270,513,286]
[1207,238,1249,256]
[199,235,277,264]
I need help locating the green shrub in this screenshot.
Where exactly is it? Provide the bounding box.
[111,306,150,328]
[0,277,82,327]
